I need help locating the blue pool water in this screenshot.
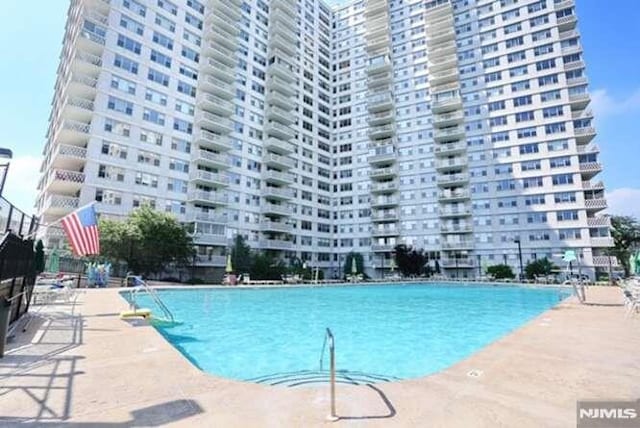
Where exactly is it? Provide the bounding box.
[127,284,566,382]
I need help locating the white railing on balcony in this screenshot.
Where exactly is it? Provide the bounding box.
[187,212,229,223]
[587,217,611,227]
[584,198,607,209]
[590,237,614,247]
[578,162,602,173]
[371,211,399,221]
[262,186,295,199]
[259,239,293,250]
[55,144,87,159]
[263,153,295,169]
[437,173,469,184]
[195,255,227,266]
[189,170,229,185]
[369,166,398,178]
[592,255,619,267]
[262,202,291,215]
[188,191,229,204]
[582,181,604,190]
[575,127,596,136]
[371,181,398,192]
[194,149,229,166]
[44,195,79,210]
[75,50,103,67]
[260,220,293,233]
[49,169,85,185]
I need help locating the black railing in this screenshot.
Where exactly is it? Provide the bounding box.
[0,195,38,238]
[0,232,36,325]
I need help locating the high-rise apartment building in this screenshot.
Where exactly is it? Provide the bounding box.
[36,0,613,280]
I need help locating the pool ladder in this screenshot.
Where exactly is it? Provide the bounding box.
[319,328,338,422]
[130,281,174,323]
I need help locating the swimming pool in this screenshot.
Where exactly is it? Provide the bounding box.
[127,284,567,384]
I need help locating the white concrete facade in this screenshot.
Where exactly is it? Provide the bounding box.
[37,0,613,279]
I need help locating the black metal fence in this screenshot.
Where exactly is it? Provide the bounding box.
[0,196,38,238]
[0,233,35,325]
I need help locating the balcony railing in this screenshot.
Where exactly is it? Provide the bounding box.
[584,198,607,210]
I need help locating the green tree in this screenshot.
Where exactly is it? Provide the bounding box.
[610,215,640,276]
[33,240,45,274]
[343,252,364,278]
[250,252,287,280]
[486,264,515,279]
[100,205,194,276]
[394,244,428,276]
[524,257,557,280]
[230,234,253,274]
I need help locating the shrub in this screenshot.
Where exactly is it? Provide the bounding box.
[486,264,515,279]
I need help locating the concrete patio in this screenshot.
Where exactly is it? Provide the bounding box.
[0,286,638,427]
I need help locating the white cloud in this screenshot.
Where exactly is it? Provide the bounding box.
[606,187,640,219]
[2,155,41,215]
[591,88,640,120]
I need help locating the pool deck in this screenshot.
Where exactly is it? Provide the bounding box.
[1,285,638,427]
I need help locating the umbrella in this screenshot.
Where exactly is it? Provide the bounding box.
[351,257,358,275]
[47,249,60,273]
[562,250,577,263]
[636,251,640,275]
[389,257,396,272]
[225,254,233,273]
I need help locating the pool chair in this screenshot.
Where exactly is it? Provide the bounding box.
[32,282,75,305]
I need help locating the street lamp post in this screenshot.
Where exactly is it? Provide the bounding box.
[514,238,524,281]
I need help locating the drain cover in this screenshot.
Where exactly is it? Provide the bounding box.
[467,369,483,378]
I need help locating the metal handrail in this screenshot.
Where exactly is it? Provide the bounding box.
[129,281,174,323]
[319,328,338,421]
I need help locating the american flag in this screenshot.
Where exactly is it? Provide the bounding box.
[60,204,100,257]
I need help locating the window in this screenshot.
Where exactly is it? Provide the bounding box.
[181,45,199,63]
[101,141,128,159]
[522,177,543,188]
[525,194,546,206]
[540,89,562,102]
[521,160,541,171]
[148,68,170,86]
[552,173,574,185]
[137,150,161,166]
[97,164,125,182]
[177,81,196,97]
[520,143,539,154]
[110,75,136,94]
[169,158,189,173]
[173,118,193,134]
[140,128,163,145]
[150,49,172,68]
[185,13,203,29]
[515,111,534,122]
[117,34,141,54]
[548,139,569,151]
[157,0,177,15]
[545,122,566,134]
[145,88,167,105]
[143,108,165,125]
[517,127,537,138]
[513,95,532,107]
[554,192,576,203]
[527,212,548,224]
[135,172,159,188]
[536,58,556,71]
[95,189,122,205]
[152,31,173,50]
[123,0,146,17]
[175,100,195,116]
[155,14,175,32]
[120,14,144,35]
[104,118,130,136]
[114,54,138,74]
[107,96,133,115]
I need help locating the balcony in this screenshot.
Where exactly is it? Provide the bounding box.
[566,76,588,87]
[434,141,466,156]
[592,256,619,267]
[432,96,462,113]
[367,92,394,112]
[199,75,235,99]
[195,130,233,151]
[71,50,102,74]
[371,244,396,252]
[557,14,577,31]
[61,96,94,121]
[187,191,229,206]
[554,0,574,10]
[368,59,392,75]
[266,91,292,109]
[368,149,397,166]
[426,28,455,45]
[370,211,399,222]
[371,226,400,237]
[433,110,464,127]
[78,29,105,54]
[428,55,458,73]
[51,144,87,169]
[192,233,228,246]
[45,169,85,193]
[207,28,238,51]
[438,190,470,202]
[263,170,294,185]
[572,109,594,120]
[266,105,295,125]
[196,111,234,134]
[195,255,227,267]
[435,157,468,171]
[367,71,392,89]
[189,170,229,187]
[192,149,230,169]
[270,23,296,44]
[212,0,242,21]
[205,10,239,36]
[587,217,611,228]
[568,92,590,109]
[369,166,398,180]
[268,75,296,96]
[197,93,234,117]
[559,29,580,41]
[66,74,98,98]
[265,122,295,140]
[263,153,295,170]
[55,120,91,145]
[440,224,473,233]
[260,221,293,234]
[371,196,399,208]
[574,126,596,144]
[578,162,602,179]
[433,126,465,142]
[370,181,398,194]
[439,207,472,218]
[268,34,296,56]
[437,173,469,186]
[202,58,235,83]
[187,212,229,224]
[582,180,605,191]
[366,35,389,52]
[264,137,294,155]
[430,69,459,87]
[367,110,394,126]
[262,202,291,216]
[440,258,475,268]
[368,124,395,139]
[268,61,295,81]
[428,43,457,59]
[590,237,614,247]
[262,186,294,201]
[441,240,475,250]
[564,60,586,73]
[584,198,607,211]
[259,239,293,251]
[42,195,79,216]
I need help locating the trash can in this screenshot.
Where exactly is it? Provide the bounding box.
[0,298,12,358]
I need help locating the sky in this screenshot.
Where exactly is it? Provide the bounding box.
[0,0,638,218]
